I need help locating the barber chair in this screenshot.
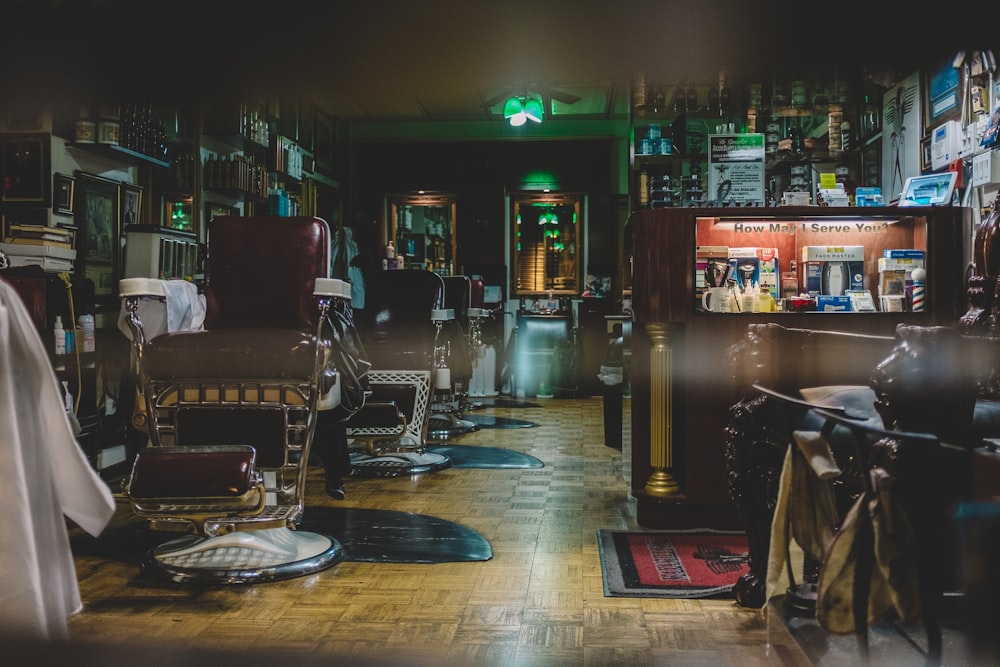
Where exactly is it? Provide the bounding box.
[119,216,354,584]
[345,268,452,477]
[427,275,480,441]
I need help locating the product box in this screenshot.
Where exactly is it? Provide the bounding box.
[696,245,730,307]
[729,247,779,299]
[800,245,864,296]
[855,186,884,207]
[816,295,852,312]
[878,251,925,299]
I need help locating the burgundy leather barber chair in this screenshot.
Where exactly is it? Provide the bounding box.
[344,268,453,477]
[119,216,354,584]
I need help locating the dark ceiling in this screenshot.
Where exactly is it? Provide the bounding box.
[0,0,992,124]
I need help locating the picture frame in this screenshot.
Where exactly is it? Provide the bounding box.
[923,56,962,131]
[1,133,51,206]
[121,182,143,227]
[53,172,75,215]
[74,171,120,304]
[920,134,932,173]
[205,202,238,225]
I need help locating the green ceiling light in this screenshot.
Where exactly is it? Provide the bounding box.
[504,96,526,126]
[523,97,543,123]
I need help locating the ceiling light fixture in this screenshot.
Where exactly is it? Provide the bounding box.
[523,97,543,123]
[503,95,543,126]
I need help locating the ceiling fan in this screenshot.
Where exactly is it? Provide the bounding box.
[482,83,582,116]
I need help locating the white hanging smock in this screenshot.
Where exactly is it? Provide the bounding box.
[0,279,116,639]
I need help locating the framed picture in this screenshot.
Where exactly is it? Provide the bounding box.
[882,71,922,202]
[121,182,143,227]
[205,202,238,225]
[924,56,962,131]
[74,171,120,304]
[920,135,933,173]
[1,133,51,206]
[53,172,75,215]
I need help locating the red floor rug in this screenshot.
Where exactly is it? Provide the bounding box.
[597,529,750,598]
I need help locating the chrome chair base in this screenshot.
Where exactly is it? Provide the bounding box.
[140,527,344,584]
[349,450,452,477]
[427,412,480,442]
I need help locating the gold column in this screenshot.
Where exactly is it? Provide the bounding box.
[644,322,681,498]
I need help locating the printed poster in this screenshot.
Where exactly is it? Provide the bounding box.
[707,134,765,206]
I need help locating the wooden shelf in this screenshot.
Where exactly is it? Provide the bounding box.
[69,142,170,169]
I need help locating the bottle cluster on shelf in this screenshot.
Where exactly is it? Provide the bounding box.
[118,103,169,161]
[203,152,268,199]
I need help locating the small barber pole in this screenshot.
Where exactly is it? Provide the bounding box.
[911,267,926,312]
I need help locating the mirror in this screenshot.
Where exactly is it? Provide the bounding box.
[510,192,583,297]
[388,193,456,274]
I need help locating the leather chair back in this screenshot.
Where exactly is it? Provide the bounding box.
[203,216,329,331]
[358,269,444,369]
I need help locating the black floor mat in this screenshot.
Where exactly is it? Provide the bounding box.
[462,414,539,429]
[72,507,492,566]
[474,397,541,409]
[425,444,544,469]
[299,506,493,563]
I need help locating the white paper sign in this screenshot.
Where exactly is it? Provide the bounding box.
[707,134,765,206]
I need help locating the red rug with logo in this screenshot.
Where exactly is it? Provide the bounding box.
[597,529,750,598]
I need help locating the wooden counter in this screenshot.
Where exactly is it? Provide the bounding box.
[628,205,971,528]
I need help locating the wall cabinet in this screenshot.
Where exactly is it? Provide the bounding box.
[628,205,971,529]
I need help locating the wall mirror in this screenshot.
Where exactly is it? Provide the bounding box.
[510,192,583,297]
[387,193,456,274]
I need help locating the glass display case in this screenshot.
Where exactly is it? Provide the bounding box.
[627,205,972,529]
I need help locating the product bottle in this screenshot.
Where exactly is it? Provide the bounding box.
[53,316,66,355]
[78,313,96,353]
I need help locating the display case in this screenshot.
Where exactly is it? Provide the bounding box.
[628,205,972,529]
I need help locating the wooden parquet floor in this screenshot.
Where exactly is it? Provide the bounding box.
[63,396,799,667]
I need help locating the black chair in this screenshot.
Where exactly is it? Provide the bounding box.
[344,269,453,476]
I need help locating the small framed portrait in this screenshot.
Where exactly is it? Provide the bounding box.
[920,135,932,174]
[121,182,143,227]
[1,133,51,206]
[53,172,75,215]
[74,171,121,307]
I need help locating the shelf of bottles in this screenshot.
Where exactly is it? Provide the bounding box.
[202,152,268,200]
[71,102,171,168]
[630,71,863,210]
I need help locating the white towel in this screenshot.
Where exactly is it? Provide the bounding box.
[118,279,205,340]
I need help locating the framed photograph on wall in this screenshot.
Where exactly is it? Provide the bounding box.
[882,71,922,202]
[924,56,962,131]
[74,171,120,303]
[920,135,932,173]
[53,172,75,215]
[121,182,143,227]
[1,133,51,206]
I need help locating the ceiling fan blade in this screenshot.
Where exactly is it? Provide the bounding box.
[482,88,515,108]
[548,89,581,105]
